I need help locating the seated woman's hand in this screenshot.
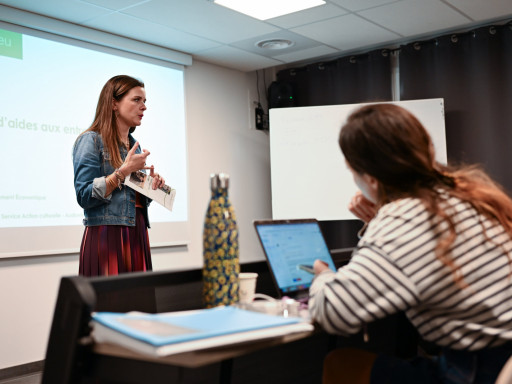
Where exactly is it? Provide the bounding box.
[313,259,331,275]
[348,191,377,223]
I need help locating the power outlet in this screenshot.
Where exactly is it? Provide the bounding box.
[255,106,265,130]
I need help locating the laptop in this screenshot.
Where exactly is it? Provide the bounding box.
[253,218,337,303]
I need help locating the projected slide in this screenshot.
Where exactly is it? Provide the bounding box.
[0,26,188,257]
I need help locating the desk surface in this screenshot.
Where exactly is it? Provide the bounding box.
[93,328,316,368]
[43,270,333,384]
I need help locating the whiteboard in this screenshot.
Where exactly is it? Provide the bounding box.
[269,99,446,221]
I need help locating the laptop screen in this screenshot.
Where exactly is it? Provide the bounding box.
[254,219,337,296]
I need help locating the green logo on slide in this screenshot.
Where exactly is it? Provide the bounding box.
[0,29,22,59]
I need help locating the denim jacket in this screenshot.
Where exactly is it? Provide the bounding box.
[73,131,150,227]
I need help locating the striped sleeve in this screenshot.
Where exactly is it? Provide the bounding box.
[308,246,420,335]
[309,196,512,350]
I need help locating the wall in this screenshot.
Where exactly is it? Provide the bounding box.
[0,59,273,369]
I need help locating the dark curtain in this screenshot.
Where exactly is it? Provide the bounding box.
[400,22,512,193]
[277,49,392,107]
[274,49,393,249]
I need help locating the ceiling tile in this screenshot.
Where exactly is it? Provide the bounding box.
[79,0,146,11]
[84,12,221,52]
[266,3,348,29]
[120,0,280,44]
[273,45,339,63]
[443,0,512,21]
[1,0,511,72]
[0,0,113,23]
[230,30,324,58]
[292,13,400,50]
[359,0,471,36]
[195,46,283,72]
[328,0,399,12]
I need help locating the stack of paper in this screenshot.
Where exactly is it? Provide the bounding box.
[92,306,313,357]
[124,170,176,211]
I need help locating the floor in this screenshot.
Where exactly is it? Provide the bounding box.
[0,373,41,384]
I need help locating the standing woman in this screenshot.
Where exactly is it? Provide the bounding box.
[309,104,512,383]
[73,75,165,276]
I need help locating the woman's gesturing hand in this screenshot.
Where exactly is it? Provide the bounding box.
[119,141,150,176]
[119,142,165,189]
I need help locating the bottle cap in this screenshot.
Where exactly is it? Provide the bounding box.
[210,173,230,189]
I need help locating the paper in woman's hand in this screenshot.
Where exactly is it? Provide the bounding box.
[124,170,176,211]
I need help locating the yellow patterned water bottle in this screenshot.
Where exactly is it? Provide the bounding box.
[202,173,240,308]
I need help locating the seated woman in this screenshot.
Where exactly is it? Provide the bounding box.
[309,104,512,384]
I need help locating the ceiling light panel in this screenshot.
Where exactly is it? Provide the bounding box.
[214,0,326,20]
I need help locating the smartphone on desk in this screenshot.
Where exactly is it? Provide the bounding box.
[297,264,315,274]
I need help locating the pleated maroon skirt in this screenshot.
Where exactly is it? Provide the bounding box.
[78,207,152,277]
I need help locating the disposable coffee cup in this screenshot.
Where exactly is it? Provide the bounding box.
[282,298,300,317]
[239,272,258,303]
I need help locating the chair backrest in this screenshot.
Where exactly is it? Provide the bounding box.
[495,355,512,384]
[42,268,204,384]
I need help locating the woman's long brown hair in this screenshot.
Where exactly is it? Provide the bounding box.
[78,75,144,168]
[339,103,512,285]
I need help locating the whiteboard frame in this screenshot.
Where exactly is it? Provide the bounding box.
[269,99,446,221]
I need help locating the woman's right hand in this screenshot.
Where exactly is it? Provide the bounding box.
[313,259,331,275]
[119,142,150,176]
[348,191,377,223]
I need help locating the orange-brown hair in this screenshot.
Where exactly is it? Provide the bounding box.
[339,103,512,284]
[79,75,144,168]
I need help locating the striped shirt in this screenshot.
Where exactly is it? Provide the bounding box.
[309,195,512,351]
